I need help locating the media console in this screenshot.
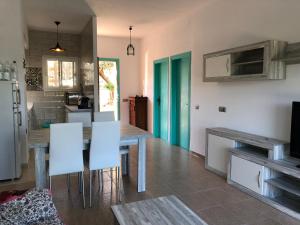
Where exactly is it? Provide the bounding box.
[205,127,300,220]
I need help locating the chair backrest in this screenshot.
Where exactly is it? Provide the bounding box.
[67,112,92,127]
[49,123,84,176]
[89,121,120,170]
[94,111,115,122]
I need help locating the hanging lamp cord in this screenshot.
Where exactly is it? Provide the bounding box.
[130,26,132,44]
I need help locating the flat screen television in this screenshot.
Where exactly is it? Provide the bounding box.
[290,102,300,160]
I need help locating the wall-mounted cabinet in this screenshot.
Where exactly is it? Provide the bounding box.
[274,41,300,65]
[203,40,287,82]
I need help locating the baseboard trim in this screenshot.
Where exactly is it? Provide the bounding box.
[191,151,205,159]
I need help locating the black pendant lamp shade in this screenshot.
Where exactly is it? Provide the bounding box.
[127,26,135,56]
[49,21,65,52]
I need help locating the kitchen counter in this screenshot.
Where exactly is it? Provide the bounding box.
[65,105,93,113]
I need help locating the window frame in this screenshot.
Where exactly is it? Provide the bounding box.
[42,55,79,91]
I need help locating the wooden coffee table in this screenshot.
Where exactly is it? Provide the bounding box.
[111,195,208,225]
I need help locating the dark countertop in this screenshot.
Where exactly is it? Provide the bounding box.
[65,105,92,113]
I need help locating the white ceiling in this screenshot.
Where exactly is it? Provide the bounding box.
[86,0,208,38]
[24,0,95,34]
[24,0,207,37]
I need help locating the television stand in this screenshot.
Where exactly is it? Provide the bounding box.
[206,127,300,221]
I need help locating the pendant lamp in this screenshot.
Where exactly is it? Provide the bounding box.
[49,21,65,52]
[127,26,135,56]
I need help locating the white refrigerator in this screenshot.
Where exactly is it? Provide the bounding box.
[0,81,22,180]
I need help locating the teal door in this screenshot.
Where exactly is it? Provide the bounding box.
[153,58,169,141]
[170,52,191,150]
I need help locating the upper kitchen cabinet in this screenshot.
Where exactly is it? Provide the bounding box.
[203,40,287,82]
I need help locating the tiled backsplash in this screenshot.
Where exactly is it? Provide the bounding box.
[27,91,66,129]
[25,67,43,91]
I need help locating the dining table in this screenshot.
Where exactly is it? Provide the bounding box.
[28,124,151,193]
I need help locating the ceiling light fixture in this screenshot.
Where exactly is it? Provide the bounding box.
[49,21,65,53]
[127,26,135,56]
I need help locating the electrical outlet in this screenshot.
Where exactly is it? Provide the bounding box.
[219,106,226,112]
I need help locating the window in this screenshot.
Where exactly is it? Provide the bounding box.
[42,56,78,91]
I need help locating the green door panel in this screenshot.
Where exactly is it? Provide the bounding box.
[153,58,169,141]
[160,62,168,141]
[179,57,190,149]
[170,52,191,150]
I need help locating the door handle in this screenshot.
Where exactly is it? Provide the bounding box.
[257,171,261,188]
[18,112,22,126]
[17,89,21,105]
[157,97,161,106]
[226,58,229,73]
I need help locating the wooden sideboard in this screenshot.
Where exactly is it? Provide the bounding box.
[129,96,148,131]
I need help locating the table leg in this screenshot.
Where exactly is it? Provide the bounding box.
[34,147,47,190]
[137,137,146,192]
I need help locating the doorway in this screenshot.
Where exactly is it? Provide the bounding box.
[98,58,120,120]
[153,58,169,141]
[170,52,191,150]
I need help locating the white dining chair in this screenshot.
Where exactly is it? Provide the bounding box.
[89,121,123,207]
[67,112,92,127]
[67,112,91,153]
[49,123,86,208]
[94,111,115,122]
[94,111,130,176]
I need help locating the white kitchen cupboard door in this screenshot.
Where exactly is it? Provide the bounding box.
[231,155,264,194]
[207,134,235,175]
[205,54,231,78]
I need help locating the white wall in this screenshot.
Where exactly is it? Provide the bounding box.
[141,0,300,155]
[0,0,28,163]
[97,36,142,124]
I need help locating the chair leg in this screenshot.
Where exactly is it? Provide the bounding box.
[82,171,86,209]
[98,170,101,192]
[89,170,92,208]
[126,153,130,176]
[110,168,113,192]
[101,169,104,191]
[121,153,130,176]
[117,167,120,185]
[67,174,70,192]
[118,166,124,202]
[49,176,52,191]
[78,172,81,193]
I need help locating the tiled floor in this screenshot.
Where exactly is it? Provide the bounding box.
[1,138,300,225]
